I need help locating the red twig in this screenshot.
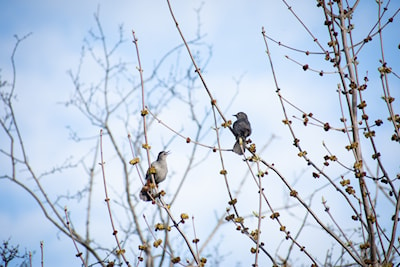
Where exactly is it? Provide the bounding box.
[64,207,88,267]
[99,129,131,266]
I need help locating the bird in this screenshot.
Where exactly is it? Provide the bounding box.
[232,112,252,155]
[139,151,170,201]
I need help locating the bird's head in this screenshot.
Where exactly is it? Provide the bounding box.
[233,112,247,119]
[157,150,170,160]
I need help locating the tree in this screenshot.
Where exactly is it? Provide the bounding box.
[0,239,31,267]
[1,1,399,266]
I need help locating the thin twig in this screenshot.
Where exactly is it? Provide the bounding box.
[99,129,131,266]
[40,241,44,267]
[64,207,88,267]
[132,29,200,265]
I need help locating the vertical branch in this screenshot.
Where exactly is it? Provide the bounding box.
[374,5,400,260]
[127,135,147,244]
[9,33,32,97]
[40,241,44,267]
[84,140,99,265]
[131,31,154,184]
[261,26,362,265]
[93,9,111,115]
[99,129,131,266]
[131,30,200,265]
[376,2,400,141]
[64,207,88,267]
[336,2,377,263]
[191,217,200,261]
[254,161,263,267]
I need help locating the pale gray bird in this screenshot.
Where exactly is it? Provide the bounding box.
[139,151,169,201]
[232,112,252,155]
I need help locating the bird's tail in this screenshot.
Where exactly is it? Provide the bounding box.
[139,179,154,201]
[139,186,152,201]
[233,138,245,155]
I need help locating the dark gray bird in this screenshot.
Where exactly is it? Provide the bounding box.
[232,112,252,155]
[139,151,169,201]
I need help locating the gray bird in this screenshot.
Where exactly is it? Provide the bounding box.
[232,112,252,155]
[139,151,169,201]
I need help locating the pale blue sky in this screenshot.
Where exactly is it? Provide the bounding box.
[1,1,399,266]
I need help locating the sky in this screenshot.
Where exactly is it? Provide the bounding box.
[1,1,400,266]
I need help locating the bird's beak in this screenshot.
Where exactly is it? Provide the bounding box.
[165,151,171,155]
[233,114,237,117]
